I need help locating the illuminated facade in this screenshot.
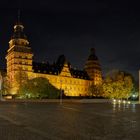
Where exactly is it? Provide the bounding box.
[84,48,102,85]
[6,22,102,96]
[6,22,33,94]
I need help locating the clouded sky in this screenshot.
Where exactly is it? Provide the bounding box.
[0,0,140,81]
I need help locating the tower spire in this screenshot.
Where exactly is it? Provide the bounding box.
[12,9,26,39]
[18,9,21,23]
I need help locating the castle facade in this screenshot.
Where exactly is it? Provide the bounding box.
[6,22,102,96]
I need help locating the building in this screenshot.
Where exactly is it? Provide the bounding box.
[6,21,102,97]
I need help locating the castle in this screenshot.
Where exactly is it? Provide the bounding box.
[5,21,102,97]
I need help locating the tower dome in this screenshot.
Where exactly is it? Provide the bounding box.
[11,22,27,39]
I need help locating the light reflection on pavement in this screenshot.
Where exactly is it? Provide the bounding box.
[0,102,139,140]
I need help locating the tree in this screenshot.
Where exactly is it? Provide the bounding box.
[129,81,139,100]
[88,84,103,97]
[102,70,133,99]
[1,76,11,96]
[0,72,11,97]
[18,77,60,99]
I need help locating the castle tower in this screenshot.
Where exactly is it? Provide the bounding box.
[5,20,33,94]
[84,48,102,85]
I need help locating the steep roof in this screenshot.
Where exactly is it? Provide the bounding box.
[33,55,90,80]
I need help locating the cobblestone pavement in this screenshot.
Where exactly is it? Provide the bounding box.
[0,102,139,140]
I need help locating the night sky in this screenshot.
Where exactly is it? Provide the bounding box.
[0,0,140,81]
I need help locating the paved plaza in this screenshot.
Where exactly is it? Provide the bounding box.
[0,101,139,140]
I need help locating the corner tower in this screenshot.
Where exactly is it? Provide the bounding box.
[84,48,102,85]
[6,21,33,94]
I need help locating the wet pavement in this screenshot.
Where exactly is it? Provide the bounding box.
[0,101,139,140]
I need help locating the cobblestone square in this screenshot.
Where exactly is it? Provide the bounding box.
[0,101,139,140]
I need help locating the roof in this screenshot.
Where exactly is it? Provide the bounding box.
[33,55,90,80]
[11,23,27,39]
[87,48,98,61]
[33,62,58,75]
[70,69,90,80]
